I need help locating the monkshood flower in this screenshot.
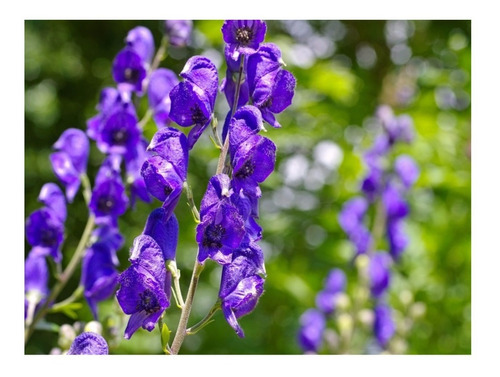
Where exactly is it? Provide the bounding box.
[164,20,192,47]
[116,235,169,339]
[25,251,49,319]
[369,252,392,298]
[218,244,266,337]
[376,105,414,145]
[82,226,124,319]
[394,155,419,189]
[86,87,120,141]
[373,303,395,348]
[141,127,188,218]
[387,219,408,261]
[147,68,179,128]
[221,20,267,59]
[247,43,296,128]
[112,47,147,95]
[196,174,246,265]
[66,332,109,355]
[25,183,66,262]
[89,156,129,225]
[169,56,219,148]
[338,197,372,255]
[124,138,152,208]
[382,182,409,220]
[142,207,179,261]
[315,268,346,315]
[125,26,155,67]
[95,97,141,156]
[50,128,89,202]
[298,308,326,353]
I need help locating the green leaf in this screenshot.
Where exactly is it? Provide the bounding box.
[161,322,171,354]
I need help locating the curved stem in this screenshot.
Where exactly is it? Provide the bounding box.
[170,260,204,355]
[186,300,221,335]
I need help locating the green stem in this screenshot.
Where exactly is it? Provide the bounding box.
[167,260,185,308]
[368,198,387,254]
[137,108,153,130]
[170,261,204,355]
[183,181,200,223]
[50,285,84,312]
[186,300,221,335]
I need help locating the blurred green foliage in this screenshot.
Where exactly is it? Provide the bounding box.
[25,19,470,355]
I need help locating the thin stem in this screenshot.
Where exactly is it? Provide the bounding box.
[137,108,153,130]
[170,260,204,355]
[183,181,200,223]
[216,55,244,175]
[368,198,387,254]
[186,300,221,335]
[167,260,185,308]
[49,285,84,312]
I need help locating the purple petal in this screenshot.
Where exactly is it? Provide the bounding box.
[164,20,192,47]
[369,252,392,298]
[49,151,81,203]
[53,128,89,174]
[38,183,66,222]
[126,26,155,65]
[147,127,188,180]
[180,56,218,108]
[143,208,179,261]
[67,332,108,355]
[112,48,147,94]
[147,68,179,124]
[169,81,211,127]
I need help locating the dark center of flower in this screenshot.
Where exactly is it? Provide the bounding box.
[124,68,140,84]
[235,159,255,179]
[202,224,226,249]
[139,289,160,314]
[190,106,207,125]
[164,184,173,197]
[97,195,115,214]
[40,228,58,247]
[236,27,253,45]
[111,129,129,145]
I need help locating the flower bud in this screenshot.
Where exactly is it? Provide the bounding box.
[58,324,76,350]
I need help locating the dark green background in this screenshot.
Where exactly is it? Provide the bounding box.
[25,20,471,354]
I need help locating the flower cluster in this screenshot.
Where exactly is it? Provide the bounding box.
[340,105,418,349]
[297,105,418,353]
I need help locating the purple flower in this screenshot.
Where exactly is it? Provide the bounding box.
[89,157,129,225]
[226,105,265,156]
[387,219,408,261]
[25,251,49,319]
[141,156,183,218]
[67,332,109,355]
[169,56,218,148]
[164,20,192,47]
[376,105,414,144]
[221,20,267,59]
[298,309,325,353]
[350,225,372,255]
[38,183,67,222]
[87,87,121,141]
[146,127,189,181]
[126,26,155,66]
[338,197,368,235]
[112,47,147,94]
[247,43,296,128]
[369,252,392,298]
[26,208,64,263]
[95,98,140,156]
[142,208,179,261]
[50,129,89,202]
[315,268,346,315]
[124,138,152,208]
[394,155,419,189]
[382,182,409,220]
[361,164,384,201]
[231,134,276,186]
[81,241,119,320]
[116,235,169,339]
[373,304,395,348]
[196,200,246,265]
[147,68,179,128]
[218,244,266,337]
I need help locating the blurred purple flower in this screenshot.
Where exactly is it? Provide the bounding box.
[374,304,395,348]
[369,252,392,298]
[112,47,147,94]
[126,26,155,66]
[298,309,325,353]
[164,20,192,47]
[394,155,419,189]
[315,268,346,315]
[147,68,179,128]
